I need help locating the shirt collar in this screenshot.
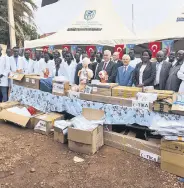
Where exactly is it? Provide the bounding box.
[157,61,163,65]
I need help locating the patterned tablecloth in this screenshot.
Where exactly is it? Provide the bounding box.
[9,85,184,127]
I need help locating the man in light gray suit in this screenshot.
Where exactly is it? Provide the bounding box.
[165,50,184,92]
[154,51,172,90]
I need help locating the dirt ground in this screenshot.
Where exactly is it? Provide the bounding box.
[0,122,184,188]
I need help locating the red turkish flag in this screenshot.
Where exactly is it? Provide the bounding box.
[148,42,161,58]
[42,46,48,52]
[114,45,124,59]
[86,46,95,57]
[62,45,71,51]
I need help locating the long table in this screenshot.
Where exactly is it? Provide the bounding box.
[9,84,184,127]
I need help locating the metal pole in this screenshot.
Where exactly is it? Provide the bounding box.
[132,4,135,34]
[8,0,16,48]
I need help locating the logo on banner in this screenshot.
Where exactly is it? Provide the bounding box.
[84,10,96,21]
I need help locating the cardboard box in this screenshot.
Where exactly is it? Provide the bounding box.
[161,140,184,155]
[0,101,19,111]
[9,73,24,81]
[54,129,67,144]
[54,121,70,144]
[161,150,184,177]
[112,86,142,98]
[0,105,42,128]
[87,83,118,96]
[80,93,133,107]
[104,131,161,163]
[68,108,104,154]
[145,90,174,100]
[153,101,172,113]
[52,80,70,96]
[172,93,184,115]
[13,74,40,90]
[34,113,64,135]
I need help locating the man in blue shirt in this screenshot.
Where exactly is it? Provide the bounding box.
[116,54,134,86]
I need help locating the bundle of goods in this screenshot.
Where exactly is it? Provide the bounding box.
[86,83,118,96]
[112,86,142,98]
[145,89,174,100]
[150,118,184,141]
[153,98,173,113]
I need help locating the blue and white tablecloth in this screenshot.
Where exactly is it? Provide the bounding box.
[9,85,184,127]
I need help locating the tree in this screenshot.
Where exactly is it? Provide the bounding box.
[0,0,38,47]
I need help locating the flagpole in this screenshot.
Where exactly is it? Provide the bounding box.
[8,0,16,48]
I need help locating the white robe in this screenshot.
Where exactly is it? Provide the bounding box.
[0,56,10,87]
[60,61,77,84]
[38,60,55,77]
[177,63,184,92]
[23,57,34,74]
[9,56,24,72]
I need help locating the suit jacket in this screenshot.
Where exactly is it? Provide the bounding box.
[133,61,156,86]
[116,65,134,86]
[96,61,116,83]
[155,61,172,90]
[165,62,183,92]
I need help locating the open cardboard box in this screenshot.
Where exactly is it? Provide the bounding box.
[13,75,41,90]
[0,101,19,111]
[0,104,43,128]
[68,108,104,155]
[34,112,64,135]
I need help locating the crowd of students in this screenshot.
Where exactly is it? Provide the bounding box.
[0,45,184,102]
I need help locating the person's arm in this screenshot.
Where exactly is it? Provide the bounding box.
[127,70,134,86]
[115,69,119,84]
[2,57,10,77]
[143,63,156,86]
[177,63,184,80]
[95,64,101,80]
[108,64,116,83]
[74,64,80,85]
[132,64,138,86]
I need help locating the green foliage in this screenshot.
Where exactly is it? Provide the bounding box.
[0,0,38,46]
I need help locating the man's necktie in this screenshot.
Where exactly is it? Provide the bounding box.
[103,62,107,70]
[55,68,59,76]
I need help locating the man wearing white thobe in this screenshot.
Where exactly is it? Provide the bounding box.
[39,52,55,77]
[23,50,34,74]
[60,52,77,84]
[0,46,11,102]
[9,47,24,73]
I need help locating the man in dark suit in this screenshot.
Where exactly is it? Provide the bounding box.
[165,50,184,92]
[95,50,116,83]
[113,52,123,68]
[154,51,172,90]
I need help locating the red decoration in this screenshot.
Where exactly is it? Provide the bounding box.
[27,106,36,116]
[42,46,49,52]
[148,42,161,58]
[86,46,95,57]
[62,45,71,51]
[114,44,124,59]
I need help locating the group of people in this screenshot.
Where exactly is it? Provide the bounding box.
[0,45,184,102]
